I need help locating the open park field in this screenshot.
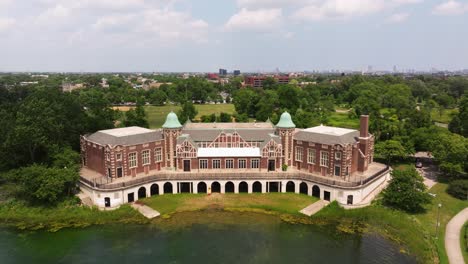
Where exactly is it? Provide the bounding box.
[141,192,317,215]
[114,104,236,128]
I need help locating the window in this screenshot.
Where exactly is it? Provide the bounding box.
[251,159,260,169]
[142,150,150,165]
[129,152,137,168]
[269,146,275,157]
[226,159,234,169]
[295,147,303,161]
[213,159,221,169]
[199,159,208,169]
[308,149,316,164]
[106,153,110,161]
[155,148,162,162]
[320,151,329,167]
[334,165,341,176]
[116,153,122,161]
[239,159,246,169]
[335,151,341,160]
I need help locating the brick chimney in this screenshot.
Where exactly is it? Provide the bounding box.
[357,115,370,172]
[359,115,369,138]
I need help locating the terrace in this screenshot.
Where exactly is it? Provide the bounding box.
[80,162,389,191]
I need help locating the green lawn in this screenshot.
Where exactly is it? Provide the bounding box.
[415,183,468,264]
[431,108,458,124]
[326,112,360,129]
[140,193,317,215]
[143,104,236,128]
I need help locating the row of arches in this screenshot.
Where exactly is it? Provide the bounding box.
[135,181,323,199]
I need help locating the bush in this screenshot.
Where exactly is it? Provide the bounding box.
[447,180,468,200]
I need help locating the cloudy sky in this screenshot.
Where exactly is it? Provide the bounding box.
[0,0,467,72]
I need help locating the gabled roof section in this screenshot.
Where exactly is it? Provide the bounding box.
[294,125,359,145]
[86,127,163,146]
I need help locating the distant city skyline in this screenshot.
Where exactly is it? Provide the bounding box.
[1,0,468,72]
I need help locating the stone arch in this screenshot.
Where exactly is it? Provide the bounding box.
[164,182,173,194]
[138,187,146,199]
[253,181,262,193]
[198,182,207,193]
[299,182,308,195]
[239,181,248,193]
[150,184,159,196]
[211,181,221,193]
[312,185,320,198]
[286,181,295,193]
[225,181,235,193]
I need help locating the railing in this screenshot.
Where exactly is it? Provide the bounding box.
[80,166,390,191]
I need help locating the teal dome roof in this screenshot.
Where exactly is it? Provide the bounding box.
[276,111,296,128]
[162,111,182,129]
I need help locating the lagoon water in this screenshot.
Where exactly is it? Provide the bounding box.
[0,212,415,264]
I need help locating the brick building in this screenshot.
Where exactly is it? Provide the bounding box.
[81,112,373,180]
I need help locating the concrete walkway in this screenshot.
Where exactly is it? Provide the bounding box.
[131,203,161,219]
[300,200,330,216]
[445,207,468,264]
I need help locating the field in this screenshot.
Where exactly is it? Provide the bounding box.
[431,108,458,124]
[326,112,360,129]
[141,193,317,215]
[115,104,236,128]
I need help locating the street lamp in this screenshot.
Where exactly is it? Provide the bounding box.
[435,203,442,239]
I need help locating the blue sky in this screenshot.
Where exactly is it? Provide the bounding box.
[0,0,467,72]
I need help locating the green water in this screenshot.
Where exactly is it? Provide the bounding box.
[0,211,415,264]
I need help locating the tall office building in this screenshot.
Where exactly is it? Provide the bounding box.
[219,68,227,76]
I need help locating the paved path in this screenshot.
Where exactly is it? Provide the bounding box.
[131,203,160,219]
[445,207,468,264]
[300,200,330,216]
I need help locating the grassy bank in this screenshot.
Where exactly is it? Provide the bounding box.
[415,183,468,264]
[0,200,147,232]
[141,193,317,216]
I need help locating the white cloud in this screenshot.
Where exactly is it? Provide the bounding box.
[236,0,311,9]
[433,1,468,15]
[225,8,283,31]
[292,0,422,21]
[386,12,409,23]
[0,17,14,32]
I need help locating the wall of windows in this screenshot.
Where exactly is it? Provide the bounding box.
[199,159,208,169]
[238,159,246,169]
[142,150,150,165]
[295,147,303,161]
[226,159,234,169]
[320,151,329,167]
[251,159,259,169]
[307,148,315,164]
[213,159,221,169]
[155,148,162,162]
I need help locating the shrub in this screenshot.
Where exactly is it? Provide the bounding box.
[447,180,468,200]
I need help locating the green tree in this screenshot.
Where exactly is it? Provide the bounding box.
[383,168,431,213]
[449,95,468,137]
[233,88,259,116]
[375,140,409,165]
[178,101,198,124]
[255,90,279,121]
[8,165,79,204]
[124,103,149,128]
[148,89,167,106]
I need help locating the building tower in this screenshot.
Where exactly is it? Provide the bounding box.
[162,111,183,169]
[276,112,296,167]
[357,115,372,172]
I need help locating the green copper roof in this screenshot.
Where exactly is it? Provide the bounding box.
[162,111,182,129]
[276,111,296,128]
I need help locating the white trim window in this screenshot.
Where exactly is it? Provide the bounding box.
[251,159,260,169]
[213,159,221,169]
[142,150,150,165]
[226,159,234,169]
[199,159,208,169]
[155,148,162,162]
[239,159,246,169]
[116,153,122,161]
[335,151,341,160]
[129,152,137,168]
[320,151,329,167]
[308,148,316,164]
[295,147,303,162]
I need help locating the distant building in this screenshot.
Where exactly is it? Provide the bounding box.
[62,82,85,92]
[19,81,38,86]
[244,75,290,88]
[219,69,227,76]
[207,73,219,80]
[233,70,241,76]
